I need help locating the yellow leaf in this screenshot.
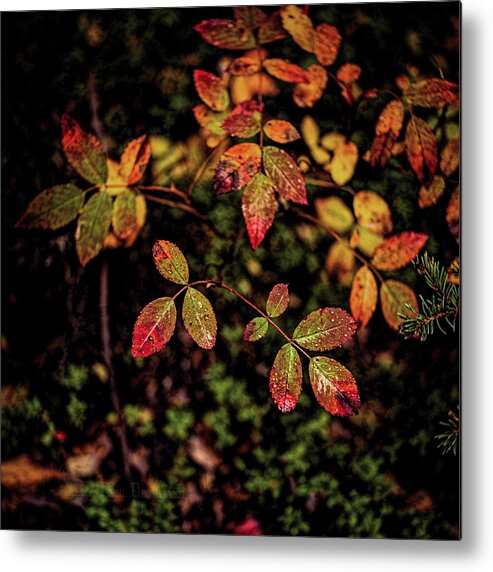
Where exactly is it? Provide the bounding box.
[380,280,418,331]
[315,196,354,233]
[325,242,355,287]
[350,265,378,327]
[353,190,393,235]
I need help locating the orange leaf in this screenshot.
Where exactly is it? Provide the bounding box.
[119,135,150,185]
[213,143,261,195]
[353,190,393,235]
[263,120,300,144]
[440,138,459,176]
[193,70,229,111]
[350,265,378,327]
[241,173,277,249]
[446,187,460,243]
[263,58,308,83]
[221,100,262,138]
[233,6,267,29]
[370,100,405,168]
[380,280,418,331]
[309,357,360,416]
[403,78,458,108]
[61,115,108,184]
[293,64,328,108]
[371,231,428,270]
[280,5,315,52]
[293,308,357,351]
[405,115,438,181]
[337,63,362,84]
[194,19,255,50]
[270,344,303,413]
[418,175,446,208]
[314,23,342,66]
[262,146,307,204]
[325,242,355,287]
[228,49,265,76]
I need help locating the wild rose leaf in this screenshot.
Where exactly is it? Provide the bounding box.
[326,139,359,186]
[122,193,146,248]
[132,297,177,358]
[371,231,428,270]
[228,50,264,76]
[350,225,384,257]
[193,105,228,135]
[269,344,302,413]
[418,175,446,208]
[350,265,378,327]
[446,187,460,243]
[266,283,289,318]
[75,191,112,267]
[293,307,357,351]
[263,120,300,144]
[314,23,342,66]
[405,115,438,181]
[309,357,360,416]
[221,100,262,138]
[403,79,458,108]
[263,59,308,83]
[61,115,108,184]
[193,70,229,111]
[213,143,261,195]
[353,190,393,235]
[119,135,151,185]
[16,184,84,230]
[280,5,314,53]
[182,287,217,350]
[315,196,354,234]
[293,64,328,108]
[233,6,267,30]
[380,279,418,331]
[262,146,307,204]
[194,19,255,50]
[325,242,355,288]
[153,240,189,285]
[241,173,277,249]
[370,100,405,168]
[440,138,459,176]
[258,11,288,44]
[243,317,268,342]
[337,63,362,84]
[112,189,138,242]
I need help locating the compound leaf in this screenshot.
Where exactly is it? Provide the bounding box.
[309,356,360,416]
[293,307,357,351]
[61,115,108,184]
[16,184,84,230]
[132,297,177,358]
[153,240,189,285]
[269,344,303,413]
[263,146,307,204]
[75,191,112,267]
[371,231,428,270]
[182,287,217,350]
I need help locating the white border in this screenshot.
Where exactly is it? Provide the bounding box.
[2,1,493,571]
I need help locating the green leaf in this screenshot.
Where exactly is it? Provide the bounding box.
[75,191,112,267]
[153,240,189,285]
[269,344,303,413]
[61,115,108,184]
[182,287,217,350]
[293,308,357,351]
[309,356,360,416]
[243,317,268,342]
[266,283,289,318]
[132,297,177,358]
[262,146,307,204]
[112,189,137,242]
[16,184,84,229]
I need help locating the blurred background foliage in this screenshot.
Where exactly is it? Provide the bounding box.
[2,3,459,537]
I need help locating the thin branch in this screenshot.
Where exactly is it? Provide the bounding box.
[137,184,190,204]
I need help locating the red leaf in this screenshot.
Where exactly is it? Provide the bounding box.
[193,70,229,111]
[262,146,307,204]
[314,23,342,66]
[266,283,289,318]
[132,297,177,358]
[263,59,308,83]
[309,357,360,416]
[214,143,261,195]
[371,232,428,270]
[233,518,263,536]
[241,173,277,249]
[61,115,107,184]
[269,344,303,413]
[370,100,405,168]
[405,115,438,181]
[293,308,357,351]
[119,135,151,185]
[194,19,255,50]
